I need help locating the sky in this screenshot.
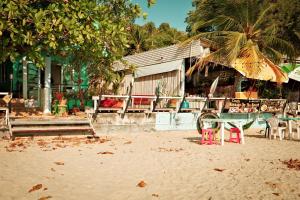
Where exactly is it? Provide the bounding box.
[131,0,193,32]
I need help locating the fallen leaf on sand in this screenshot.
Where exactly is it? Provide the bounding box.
[54,162,64,165]
[281,159,300,170]
[50,168,55,172]
[28,184,43,193]
[214,168,225,172]
[137,180,146,187]
[272,193,280,196]
[38,196,52,200]
[152,194,159,197]
[124,141,132,144]
[265,181,279,189]
[97,152,114,155]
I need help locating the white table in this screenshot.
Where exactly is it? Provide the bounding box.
[201,118,246,145]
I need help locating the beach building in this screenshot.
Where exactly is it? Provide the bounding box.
[0,55,88,113]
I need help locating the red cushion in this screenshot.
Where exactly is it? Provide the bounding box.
[133,95,153,105]
[100,99,117,107]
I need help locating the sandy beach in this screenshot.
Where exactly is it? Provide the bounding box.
[0,129,299,200]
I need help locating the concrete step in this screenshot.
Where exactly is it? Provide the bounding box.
[12,126,92,133]
[11,120,90,126]
[9,118,95,139]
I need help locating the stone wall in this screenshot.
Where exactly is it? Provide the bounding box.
[93,113,156,134]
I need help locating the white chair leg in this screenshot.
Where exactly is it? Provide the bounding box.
[269,129,273,140]
[278,128,282,140]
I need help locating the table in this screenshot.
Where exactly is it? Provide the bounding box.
[201,118,246,145]
[279,117,300,139]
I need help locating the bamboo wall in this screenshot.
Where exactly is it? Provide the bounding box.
[119,70,181,96]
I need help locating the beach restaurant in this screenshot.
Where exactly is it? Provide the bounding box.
[91,40,299,133]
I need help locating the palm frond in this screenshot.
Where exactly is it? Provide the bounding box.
[263,36,296,63]
[295,31,300,39]
[252,5,274,31]
[192,14,244,33]
[224,32,247,64]
[185,49,225,76]
[263,47,284,64]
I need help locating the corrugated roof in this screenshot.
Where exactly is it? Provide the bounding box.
[114,40,210,70]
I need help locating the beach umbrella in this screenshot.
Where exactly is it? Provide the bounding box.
[232,55,288,83]
[208,76,219,97]
[281,63,300,82]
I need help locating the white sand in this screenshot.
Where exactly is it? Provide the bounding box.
[0,129,299,200]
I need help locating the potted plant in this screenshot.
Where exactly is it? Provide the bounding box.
[52,92,68,116]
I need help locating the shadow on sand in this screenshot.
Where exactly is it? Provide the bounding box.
[184,137,202,145]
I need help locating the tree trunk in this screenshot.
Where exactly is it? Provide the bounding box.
[234,72,242,93]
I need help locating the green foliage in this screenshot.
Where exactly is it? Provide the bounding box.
[186,0,300,57]
[0,0,142,67]
[126,22,188,55]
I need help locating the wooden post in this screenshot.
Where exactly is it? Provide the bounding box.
[43,56,51,114]
[22,57,28,99]
[92,96,99,112]
[37,68,41,107]
[180,60,185,96]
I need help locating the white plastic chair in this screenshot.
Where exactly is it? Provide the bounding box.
[291,120,300,140]
[267,116,286,140]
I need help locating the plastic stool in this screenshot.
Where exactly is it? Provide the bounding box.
[213,129,220,142]
[201,128,214,145]
[229,128,241,143]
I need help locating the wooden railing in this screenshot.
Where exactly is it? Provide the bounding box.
[92,95,226,114]
[92,95,289,115]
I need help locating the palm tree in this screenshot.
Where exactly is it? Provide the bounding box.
[129,25,147,54]
[186,0,296,83]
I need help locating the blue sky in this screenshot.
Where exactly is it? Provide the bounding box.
[132,0,193,32]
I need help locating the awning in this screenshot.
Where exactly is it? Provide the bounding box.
[289,68,300,82]
[232,58,289,83]
[134,59,183,78]
[281,64,300,82]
